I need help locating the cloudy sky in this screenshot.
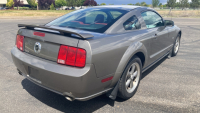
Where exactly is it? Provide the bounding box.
[95,0,192,5]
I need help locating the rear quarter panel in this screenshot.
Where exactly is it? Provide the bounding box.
[87,29,152,80]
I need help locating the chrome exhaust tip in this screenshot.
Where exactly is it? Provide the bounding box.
[65,97,74,101]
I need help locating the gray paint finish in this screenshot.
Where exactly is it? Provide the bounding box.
[24,37,60,62]
[11,6,181,101]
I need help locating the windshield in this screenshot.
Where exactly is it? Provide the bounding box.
[46,8,128,33]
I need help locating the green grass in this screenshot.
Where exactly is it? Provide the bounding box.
[0,10,73,17]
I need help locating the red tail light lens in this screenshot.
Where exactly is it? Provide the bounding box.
[57,45,86,68]
[57,45,68,64]
[66,47,77,66]
[75,48,86,67]
[16,35,24,51]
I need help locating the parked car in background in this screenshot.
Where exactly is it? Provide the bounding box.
[65,7,76,10]
[65,8,70,10]
[12,5,181,101]
[71,7,75,10]
[1,7,10,10]
[0,7,6,10]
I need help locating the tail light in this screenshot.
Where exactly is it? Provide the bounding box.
[16,35,24,51]
[57,45,86,68]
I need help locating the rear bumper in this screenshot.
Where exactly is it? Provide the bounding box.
[11,47,112,101]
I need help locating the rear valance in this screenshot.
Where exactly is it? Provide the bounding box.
[18,24,94,39]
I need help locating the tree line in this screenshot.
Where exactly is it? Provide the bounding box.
[101,0,200,10]
[6,0,200,10]
[6,0,97,10]
[166,0,200,10]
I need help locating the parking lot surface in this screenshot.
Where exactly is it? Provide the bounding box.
[0,18,200,113]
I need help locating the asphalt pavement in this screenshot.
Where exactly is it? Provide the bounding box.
[0,18,200,113]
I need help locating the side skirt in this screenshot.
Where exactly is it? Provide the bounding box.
[142,51,170,73]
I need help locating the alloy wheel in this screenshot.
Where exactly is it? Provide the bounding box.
[125,62,140,93]
[174,37,180,54]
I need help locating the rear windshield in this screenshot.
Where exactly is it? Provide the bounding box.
[46,8,128,33]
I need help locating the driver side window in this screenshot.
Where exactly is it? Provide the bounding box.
[141,11,164,29]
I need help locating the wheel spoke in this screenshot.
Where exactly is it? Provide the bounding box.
[126,79,131,87]
[130,79,133,88]
[176,43,178,47]
[129,64,135,74]
[131,71,138,79]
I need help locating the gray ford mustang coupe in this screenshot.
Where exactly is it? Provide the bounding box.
[11,5,181,101]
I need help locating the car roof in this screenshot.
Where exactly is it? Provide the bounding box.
[94,5,150,11]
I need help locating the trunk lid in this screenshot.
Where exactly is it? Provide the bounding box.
[19,28,79,62]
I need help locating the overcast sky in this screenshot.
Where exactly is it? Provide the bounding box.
[95,0,192,5]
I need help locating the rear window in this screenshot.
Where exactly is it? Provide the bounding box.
[110,11,123,19]
[46,8,128,33]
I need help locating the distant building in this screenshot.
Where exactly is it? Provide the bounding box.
[176,0,192,2]
[0,0,29,7]
[0,0,7,7]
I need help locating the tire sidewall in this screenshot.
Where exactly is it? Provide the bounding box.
[118,56,142,99]
[172,34,180,56]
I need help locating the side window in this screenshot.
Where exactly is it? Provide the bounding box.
[141,11,164,29]
[123,15,141,30]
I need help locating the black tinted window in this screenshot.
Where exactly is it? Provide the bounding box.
[123,15,141,30]
[46,8,128,33]
[141,11,164,29]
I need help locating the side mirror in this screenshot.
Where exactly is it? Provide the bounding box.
[164,20,174,26]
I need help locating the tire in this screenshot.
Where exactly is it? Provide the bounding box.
[172,34,181,57]
[118,56,142,100]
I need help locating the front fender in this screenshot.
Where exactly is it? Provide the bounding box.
[110,41,148,87]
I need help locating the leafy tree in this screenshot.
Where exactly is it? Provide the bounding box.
[147,4,152,7]
[175,2,181,8]
[38,0,55,10]
[50,3,55,10]
[66,0,76,7]
[159,3,163,8]
[55,0,67,8]
[89,0,97,6]
[81,0,86,6]
[135,2,141,6]
[66,0,87,7]
[190,0,200,9]
[83,0,97,6]
[180,0,189,9]
[127,3,133,5]
[14,0,24,10]
[6,0,14,8]
[141,2,148,6]
[100,3,106,5]
[76,0,83,7]
[27,0,37,8]
[152,0,160,8]
[167,0,176,8]
[163,4,167,8]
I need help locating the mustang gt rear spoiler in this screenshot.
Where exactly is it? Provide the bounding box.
[18,24,94,39]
